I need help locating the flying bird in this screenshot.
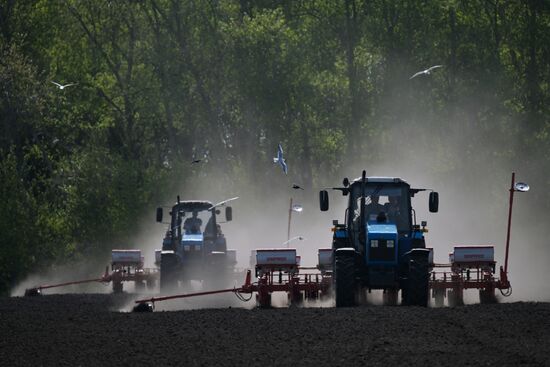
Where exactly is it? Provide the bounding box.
[292,183,304,190]
[409,65,443,80]
[50,81,78,90]
[273,143,287,174]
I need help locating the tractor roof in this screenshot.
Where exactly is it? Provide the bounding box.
[173,200,213,211]
[351,176,409,185]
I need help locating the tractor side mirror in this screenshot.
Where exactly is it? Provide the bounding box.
[343,178,350,187]
[320,190,329,211]
[225,206,233,221]
[156,207,163,222]
[429,192,439,213]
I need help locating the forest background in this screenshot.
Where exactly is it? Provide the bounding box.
[0,1,548,296]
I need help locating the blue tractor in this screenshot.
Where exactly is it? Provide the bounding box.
[319,171,439,307]
[156,197,236,293]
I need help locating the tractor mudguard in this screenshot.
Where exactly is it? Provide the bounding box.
[404,248,430,260]
[161,250,180,263]
[335,248,357,257]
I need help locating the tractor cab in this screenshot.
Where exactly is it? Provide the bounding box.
[347,177,413,237]
[157,200,231,254]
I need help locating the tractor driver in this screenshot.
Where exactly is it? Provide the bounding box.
[365,195,385,221]
[183,211,202,234]
[384,196,401,222]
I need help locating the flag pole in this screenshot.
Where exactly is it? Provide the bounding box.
[287,197,293,242]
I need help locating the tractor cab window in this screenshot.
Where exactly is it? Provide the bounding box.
[181,209,211,235]
[350,185,410,232]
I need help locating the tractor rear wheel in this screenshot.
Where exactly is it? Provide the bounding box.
[335,253,355,307]
[407,253,429,307]
[160,254,178,293]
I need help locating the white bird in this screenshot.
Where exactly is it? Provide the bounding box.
[273,143,288,174]
[409,65,443,80]
[50,81,78,90]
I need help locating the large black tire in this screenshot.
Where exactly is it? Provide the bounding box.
[407,253,429,307]
[160,253,179,293]
[335,253,355,307]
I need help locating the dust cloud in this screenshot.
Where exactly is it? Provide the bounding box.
[13,132,547,305]
[10,260,112,297]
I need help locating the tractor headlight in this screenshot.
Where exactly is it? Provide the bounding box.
[195,245,201,251]
[387,240,394,248]
[184,245,191,251]
[371,240,379,248]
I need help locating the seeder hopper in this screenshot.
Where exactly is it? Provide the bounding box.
[430,245,511,306]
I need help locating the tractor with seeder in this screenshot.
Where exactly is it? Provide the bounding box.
[24,196,240,297]
[157,196,239,293]
[319,171,439,307]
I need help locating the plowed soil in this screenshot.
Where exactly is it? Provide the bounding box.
[1,294,549,366]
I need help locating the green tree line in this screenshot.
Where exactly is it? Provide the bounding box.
[0,0,548,295]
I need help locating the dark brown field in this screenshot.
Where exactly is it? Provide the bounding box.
[1,294,549,367]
